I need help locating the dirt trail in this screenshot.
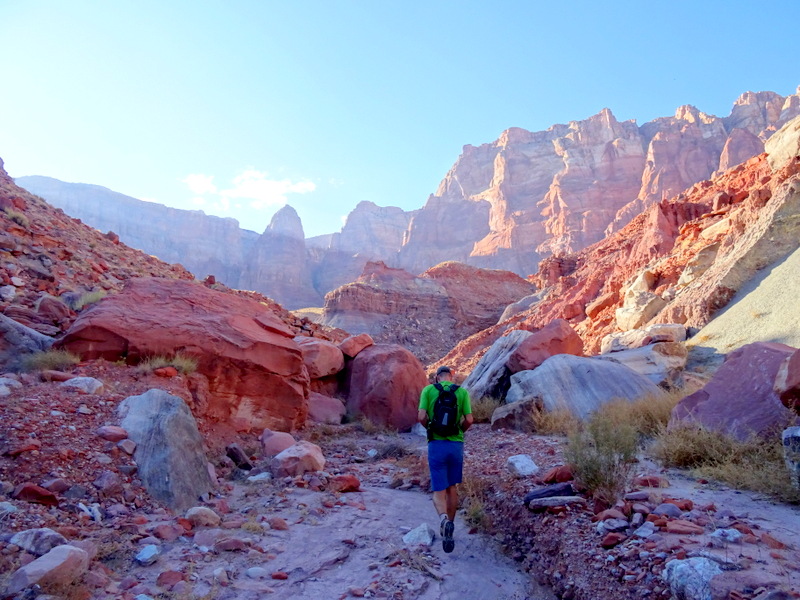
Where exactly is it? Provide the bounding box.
[217,483,552,600]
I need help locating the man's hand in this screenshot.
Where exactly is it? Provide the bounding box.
[417,409,428,427]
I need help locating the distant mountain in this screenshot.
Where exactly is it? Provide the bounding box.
[18,86,800,307]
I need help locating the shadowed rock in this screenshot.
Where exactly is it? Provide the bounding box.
[506,354,662,419]
[119,389,213,512]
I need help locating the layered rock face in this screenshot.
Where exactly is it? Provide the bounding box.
[436,114,800,373]
[397,88,800,277]
[321,260,535,364]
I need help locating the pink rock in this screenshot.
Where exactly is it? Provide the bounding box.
[270,441,325,478]
[345,344,427,431]
[12,483,58,507]
[154,366,179,378]
[41,478,70,493]
[96,425,128,442]
[294,337,345,378]
[507,319,584,373]
[5,545,89,595]
[307,392,346,425]
[267,517,289,531]
[665,519,704,535]
[156,570,184,589]
[214,537,247,552]
[328,474,360,493]
[338,333,374,358]
[670,342,797,441]
[600,532,627,548]
[59,278,309,432]
[152,524,184,542]
[260,429,296,457]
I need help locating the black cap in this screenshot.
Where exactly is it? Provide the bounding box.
[435,365,452,376]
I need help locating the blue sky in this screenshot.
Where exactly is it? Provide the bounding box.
[1,1,798,238]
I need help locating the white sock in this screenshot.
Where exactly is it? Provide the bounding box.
[440,513,448,523]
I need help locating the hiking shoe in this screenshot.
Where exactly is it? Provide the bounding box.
[442,519,455,553]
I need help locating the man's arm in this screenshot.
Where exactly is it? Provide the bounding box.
[461,413,474,432]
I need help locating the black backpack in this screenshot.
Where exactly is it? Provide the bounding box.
[428,383,460,440]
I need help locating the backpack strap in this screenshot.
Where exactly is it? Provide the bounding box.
[433,383,444,392]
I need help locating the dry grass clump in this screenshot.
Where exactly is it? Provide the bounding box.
[354,415,397,436]
[138,352,198,375]
[530,407,580,436]
[20,349,81,372]
[73,289,106,310]
[470,396,502,423]
[374,440,412,460]
[650,425,800,503]
[3,208,29,228]
[594,388,689,439]
[459,475,493,530]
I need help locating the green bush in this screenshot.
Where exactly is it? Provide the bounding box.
[20,349,81,372]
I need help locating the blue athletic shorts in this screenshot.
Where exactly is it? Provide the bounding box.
[427,440,464,492]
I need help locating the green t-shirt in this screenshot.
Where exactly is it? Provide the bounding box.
[418,381,472,442]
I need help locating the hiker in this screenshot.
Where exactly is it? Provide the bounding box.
[417,365,473,553]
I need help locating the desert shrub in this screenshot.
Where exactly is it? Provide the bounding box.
[138,352,198,375]
[73,290,106,310]
[354,415,396,436]
[20,349,81,372]
[650,425,800,503]
[470,396,502,423]
[374,440,411,460]
[3,208,29,228]
[565,410,638,506]
[530,406,580,436]
[459,475,493,530]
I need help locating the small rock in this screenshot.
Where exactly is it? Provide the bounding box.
[61,377,104,394]
[506,454,540,478]
[601,532,627,548]
[402,523,435,547]
[653,503,683,518]
[624,491,650,502]
[77,405,94,415]
[665,520,704,535]
[9,528,68,556]
[328,474,360,493]
[135,545,160,566]
[156,570,184,589]
[246,472,273,483]
[271,571,289,580]
[96,425,128,442]
[245,567,270,579]
[214,538,247,552]
[118,439,137,454]
[12,483,58,506]
[268,517,289,531]
[0,501,18,517]
[4,545,89,595]
[633,521,656,539]
[185,506,221,527]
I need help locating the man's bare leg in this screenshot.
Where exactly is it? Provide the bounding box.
[445,485,458,521]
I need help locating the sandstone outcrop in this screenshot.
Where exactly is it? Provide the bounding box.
[344,344,427,431]
[596,342,688,388]
[60,277,310,432]
[322,260,535,364]
[669,342,798,440]
[462,330,532,401]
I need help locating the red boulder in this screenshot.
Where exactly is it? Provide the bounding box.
[345,344,427,431]
[670,342,798,441]
[295,337,345,379]
[507,319,584,374]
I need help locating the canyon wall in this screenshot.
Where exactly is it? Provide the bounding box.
[17,87,800,308]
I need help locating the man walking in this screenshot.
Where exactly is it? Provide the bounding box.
[417,365,473,553]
